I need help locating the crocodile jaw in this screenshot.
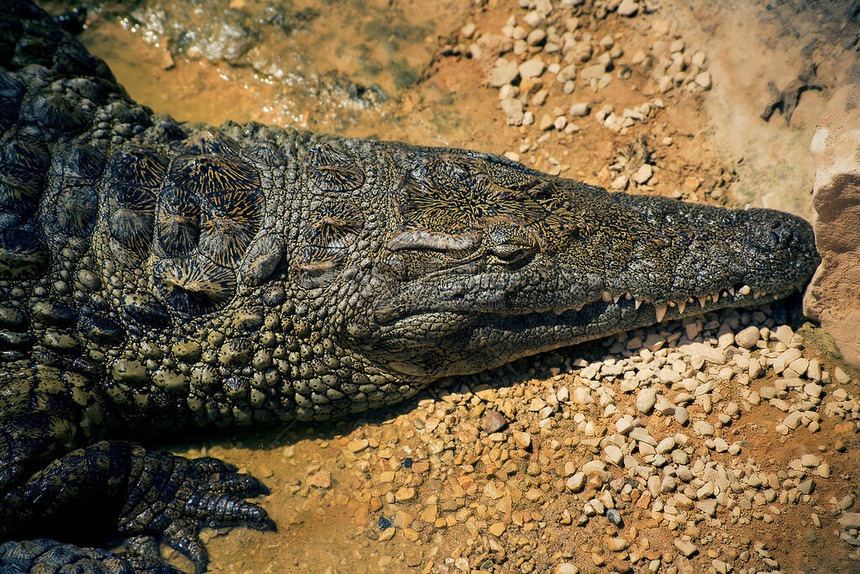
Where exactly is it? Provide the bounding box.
[351,189,819,380]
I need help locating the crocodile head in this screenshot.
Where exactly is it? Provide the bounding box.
[344,151,820,381]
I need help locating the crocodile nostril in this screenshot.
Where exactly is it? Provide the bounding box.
[766,220,793,250]
[751,218,794,251]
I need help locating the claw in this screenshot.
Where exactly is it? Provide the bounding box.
[210,472,269,496]
[163,520,209,574]
[191,457,239,474]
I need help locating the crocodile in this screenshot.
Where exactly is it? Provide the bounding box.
[0,1,820,572]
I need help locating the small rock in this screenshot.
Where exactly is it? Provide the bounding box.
[632,164,653,184]
[800,454,821,467]
[798,479,815,495]
[519,58,546,78]
[839,513,860,529]
[692,420,714,436]
[605,444,624,465]
[488,58,520,87]
[673,539,697,557]
[394,487,416,503]
[307,470,332,489]
[617,0,639,17]
[569,102,591,116]
[616,416,634,435]
[582,459,607,475]
[347,439,369,453]
[501,98,524,126]
[567,472,587,492]
[607,537,630,551]
[527,29,547,46]
[675,406,690,425]
[694,71,712,89]
[637,387,658,414]
[482,410,508,433]
[735,326,761,349]
[514,431,532,449]
[539,113,555,130]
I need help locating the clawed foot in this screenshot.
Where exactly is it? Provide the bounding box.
[0,538,183,573]
[118,449,275,573]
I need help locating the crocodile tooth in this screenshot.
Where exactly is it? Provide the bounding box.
[601,291,613,303]
[698,296,708,308]
[613,294,621,304]
[634,298,642,310]
[625,293,632,300]
[739,285,751,295]
[655,305,667,323]
[677,300,686,314]
[728,287,736,296]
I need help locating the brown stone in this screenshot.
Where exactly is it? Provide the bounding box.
[804,85,860,366]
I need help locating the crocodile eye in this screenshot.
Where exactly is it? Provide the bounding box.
[485,226,539,264]
[488,242,536,263]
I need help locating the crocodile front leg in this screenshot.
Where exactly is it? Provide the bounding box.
[0,365,274,573]
[0,538,180,573]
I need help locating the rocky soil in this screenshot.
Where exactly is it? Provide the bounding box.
[50,0,860,571]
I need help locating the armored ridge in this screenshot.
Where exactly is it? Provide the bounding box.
[0,0,820,572]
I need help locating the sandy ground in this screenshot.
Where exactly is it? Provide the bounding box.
[43,0,860,572]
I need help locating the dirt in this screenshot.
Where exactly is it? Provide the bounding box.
[41,0,860,572]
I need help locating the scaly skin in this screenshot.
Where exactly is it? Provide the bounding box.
[0,1,820,572]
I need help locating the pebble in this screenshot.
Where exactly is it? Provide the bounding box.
[839,513,860,529]
[482,410,508,432]
[617,0,639,17]
[519,58,546,78]
[607,537,630,551]
[674,539,697,557]
[567,472,587,492]
[605,444,624,465]
[488,58,520,87]
[566,102,590,119]
[307,470,332,489]
[692,420,714,436]
[694,71,712,89]
[527,29,547,46]
[395,487,416,502]
[735,326,761,349]
[501,98,525,125]
[633,163,654,185]
[513,431,532,449]
[347,439,369,453]
[800,454,821,467]
[636,387,657,414]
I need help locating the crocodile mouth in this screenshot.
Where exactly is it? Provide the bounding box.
[373,277,794,340]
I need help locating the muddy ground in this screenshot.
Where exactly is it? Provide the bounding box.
[44,0,860,572]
